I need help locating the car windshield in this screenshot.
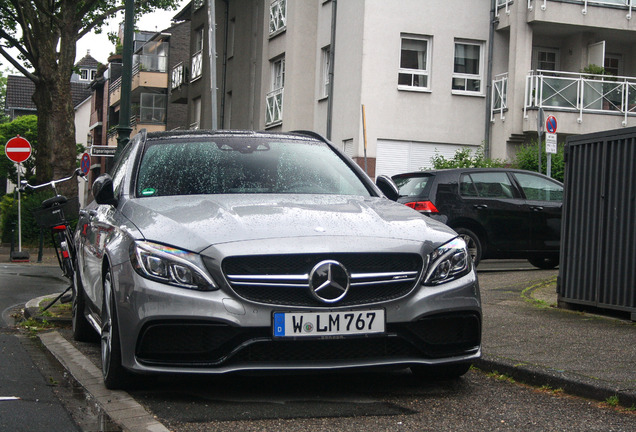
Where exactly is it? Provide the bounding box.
[393,175,432,198]
[135,136,372,197]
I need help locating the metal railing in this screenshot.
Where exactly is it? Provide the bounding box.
[491,73,508,121]
[191,51,203,82]
[266,88,284,126]
[269,0,287,36]
[525,0,632,18]
[523,70,636,125]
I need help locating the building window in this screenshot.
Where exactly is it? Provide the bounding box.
[321,46,331,99]
[452,40,484,95]
[191,97,201,130]
[533,48,560,72]
[269,0,287,37]
[266,57,285,126]
[398,35,431,91]
[228,18,235,59]
[195,27,204,53]
[80,69,90,81]
[139,93,166,124]
[604,54,621,76]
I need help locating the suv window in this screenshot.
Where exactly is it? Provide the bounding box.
[513,172,563,201]
[460,172,514,198]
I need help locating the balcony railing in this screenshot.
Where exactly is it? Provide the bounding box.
[134,54,167,73]
[491,73,508,121]
[266,88,284,126]
[523,70,636,125]
[191,51,203,82]
[522,0,632,19]
[269,0,287,36]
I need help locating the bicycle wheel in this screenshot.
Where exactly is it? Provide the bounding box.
[53,228,74,279]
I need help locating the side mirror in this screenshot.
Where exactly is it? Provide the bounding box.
[375,175,400,201]
[92,174,117,206]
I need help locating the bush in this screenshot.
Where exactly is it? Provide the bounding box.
[430,146,508,170]
[0,190,56,246]
[514,141,565,182]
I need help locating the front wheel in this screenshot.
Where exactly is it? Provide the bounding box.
[454,227,482,266]
[101,269,130,389]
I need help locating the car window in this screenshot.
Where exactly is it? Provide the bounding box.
[513,172,563,201]
[135,137,371,197]
[460,172,514,199]
[393,175,432,198]
[109,140,136,197]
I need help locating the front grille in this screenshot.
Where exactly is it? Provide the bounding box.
[220,253,424,307]
[135,313,481,367]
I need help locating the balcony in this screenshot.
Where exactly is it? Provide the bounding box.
[497,0,633,30]
[524,70,636,122]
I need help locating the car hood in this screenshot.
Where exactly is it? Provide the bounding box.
[121,194,456,253]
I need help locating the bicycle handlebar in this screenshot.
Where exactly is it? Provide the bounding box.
[20,168,88,193]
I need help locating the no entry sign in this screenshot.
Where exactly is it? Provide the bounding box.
[5,136,32,163]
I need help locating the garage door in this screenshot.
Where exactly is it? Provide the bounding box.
[376,139,466,178]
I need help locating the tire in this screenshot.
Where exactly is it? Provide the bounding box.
[72,264,98,342]
[454,227,482,266]
[411,363,472,380]
[528,256,559,269]
[101,269,130,390]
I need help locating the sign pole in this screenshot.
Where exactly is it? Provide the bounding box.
[17,164,21,252]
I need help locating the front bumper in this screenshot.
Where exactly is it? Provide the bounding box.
[112,262,481,375]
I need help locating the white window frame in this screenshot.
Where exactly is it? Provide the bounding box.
[398,35,432,92]
[452,40,485,96]
[80,69,89,81]
[266,57,285,127]
[320,46,331,99]
[269,0,287,37]
[532,47,560,72]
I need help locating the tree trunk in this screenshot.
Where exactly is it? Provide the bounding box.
[32,74,78,198]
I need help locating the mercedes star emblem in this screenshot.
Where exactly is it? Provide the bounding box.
[309,260,350,303]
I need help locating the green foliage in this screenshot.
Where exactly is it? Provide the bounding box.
[0,190,55,246]
[0,115,38,182]
[430,146,508,170]
[514,141,565,182]
[0,69,8,124]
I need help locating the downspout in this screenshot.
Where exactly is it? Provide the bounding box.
[220,0,229,128]
[484,0,497,158]
[326,0,337,140]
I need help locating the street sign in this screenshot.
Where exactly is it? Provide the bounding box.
[90,145,117,157]
[546,115,557,134]
[546,133,557,154]
[5,136,32,163]
[80,152,91,175]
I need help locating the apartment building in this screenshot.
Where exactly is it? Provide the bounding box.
[169,0,636,177]
[491,0,636,160]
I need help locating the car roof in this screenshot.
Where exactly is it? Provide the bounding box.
[145,129,328,144]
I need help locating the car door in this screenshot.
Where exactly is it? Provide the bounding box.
[511,172,563,252]
[458,171,529,253]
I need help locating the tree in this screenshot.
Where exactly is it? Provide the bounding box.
[0,0,179,191]
[0,68,8,124]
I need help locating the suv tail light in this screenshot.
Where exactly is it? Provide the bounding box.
[405,201,439,214]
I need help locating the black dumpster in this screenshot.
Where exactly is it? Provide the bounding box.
[558,127,636,321]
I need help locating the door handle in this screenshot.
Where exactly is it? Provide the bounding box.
[473,204,488,210]
[530,206,544,212]
[88,210,98,217]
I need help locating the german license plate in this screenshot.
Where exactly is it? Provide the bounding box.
[273,310,385,338]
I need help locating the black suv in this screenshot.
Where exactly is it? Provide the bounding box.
[392,168,563,269]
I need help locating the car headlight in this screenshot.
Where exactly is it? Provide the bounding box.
[130,241,217,291]
[423,237,471,285]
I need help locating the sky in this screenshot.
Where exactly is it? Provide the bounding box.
[76,1,189,65]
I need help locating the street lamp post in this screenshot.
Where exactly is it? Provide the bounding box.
[117,0,135,154]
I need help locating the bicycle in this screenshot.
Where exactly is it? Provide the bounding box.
[21,168,87,310]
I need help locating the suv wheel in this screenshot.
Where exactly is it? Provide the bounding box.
[454,227,482,266]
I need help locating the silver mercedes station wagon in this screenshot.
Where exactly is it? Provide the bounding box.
[73,130,481,389]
